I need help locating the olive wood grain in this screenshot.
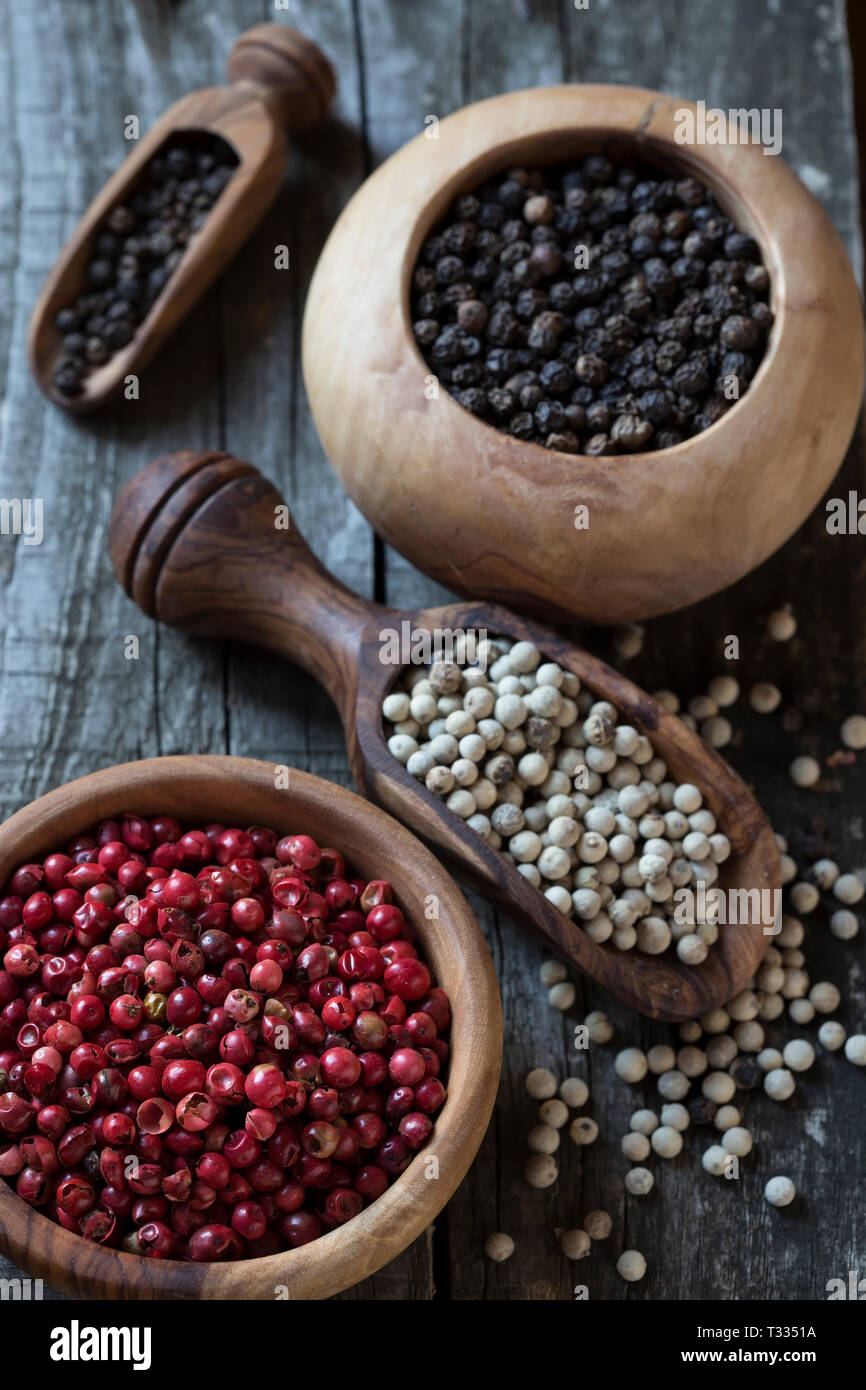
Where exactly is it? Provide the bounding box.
[0,755,501,1300]
[28,25,335,413]
[109,452,779,1021]
[302,84,865,625]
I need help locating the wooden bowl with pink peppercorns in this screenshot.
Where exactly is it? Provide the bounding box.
[0,755,501,1300]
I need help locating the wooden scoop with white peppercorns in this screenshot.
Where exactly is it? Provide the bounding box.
[28,25,334,412]
[109,451,778,1020]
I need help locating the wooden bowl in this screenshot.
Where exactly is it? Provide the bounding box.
[303,85,865,625]
[0,756,502,1300]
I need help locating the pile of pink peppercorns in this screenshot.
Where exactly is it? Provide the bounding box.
[0,815,450,1261]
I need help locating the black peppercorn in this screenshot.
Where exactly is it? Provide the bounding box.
[728,1055,762,1089]
[410,153,771,451]
[689,1096,718,1126]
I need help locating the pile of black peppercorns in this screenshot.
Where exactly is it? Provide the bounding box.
[410,155,773,454]
[51,135,238,397]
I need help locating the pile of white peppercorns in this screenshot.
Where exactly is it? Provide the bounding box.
[383,636,731,962]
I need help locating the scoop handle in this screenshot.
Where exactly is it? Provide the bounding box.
[109,451,374,718]
[227,24,336,130]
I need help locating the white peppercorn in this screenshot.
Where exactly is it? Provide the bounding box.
[624,1167,654,1196]
[677,934,709,965]
[702,1145,729,1176]
[721,1125,752,1157]
[382,692,411,722]
[622,1131,651,1162]
[548,981,576,1011]
[645,1044,675,1075]
[528,1123,561,1154]
[509,830,542,862]
[569,1116,599,1146]
[614,1048,648,1083]
[426,765,455,796]
[446,789,477,819]
[538,1098,569,1129]
[451,757,479,787]
[757,1047,784,1072]
[764,1175,796,1207]
[635,916,672,955]
[749,681,782,714]
[830,908,859,940]
[840,714,866,749]
[583,1210,612,1240]
[844,1034,866,1066]
[788,999,814,1025]
[484,1231,515,1262]
[679,1020,702,1043]
[525,1153,558,1188]
[660,1103,690,1132]
[525,1068,557,1100]
[705,1037,738,1073]
[617,1250,647,1282]
[700,1007,730,1034]
[701,716,733,749]
[559,1076,589,1108]
[559,1227,591,1260]
[766,606,796,641]
[764,1068,796,1101]
[834,873,864,904]
[657,1070,690,1101]
[789,755,820,788]
[790,881,819,915]
[544,885,573,916]
[651,1125,683,1158]
[713,1104,741,1132]
[677,1046,707,1078]
[387,733,418,763]
[732,1021,764,1053]
[818,1020,846,1052]
[783,1039,815,1072]
[703,1071,736,1105]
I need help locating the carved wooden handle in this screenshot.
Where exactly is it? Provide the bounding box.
[227,24,336,130]
[109,451,373,716]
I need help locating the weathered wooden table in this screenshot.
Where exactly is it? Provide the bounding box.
[0,0,862,1301]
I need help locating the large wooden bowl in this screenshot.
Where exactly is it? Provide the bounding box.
[0,756,502,1300]
[303,85,864,624]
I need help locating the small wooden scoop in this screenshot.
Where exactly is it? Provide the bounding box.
[29,25,334,412]
[109,451,778,1020]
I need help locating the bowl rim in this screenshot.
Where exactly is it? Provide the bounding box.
[0,754,502,1300]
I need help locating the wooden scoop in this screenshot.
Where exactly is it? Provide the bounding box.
[28,24,334,412]
[109,451,778,1020]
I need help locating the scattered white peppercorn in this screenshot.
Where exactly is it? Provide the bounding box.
[789,755,820,788]
[559,1228,591,1260]
[702,1145,729,1176]
[525,1153,559,1188]
[713,1104,741,1133]
[538,1099,569,1129]
[485,1232,515,1262]
[548,981,576,1011]
[764,1175,796,1207]
[657,1070,690,1101]
[615,1048,648,1083]
[790,881,820,914]
[660,1103,690,1132]
[818,1021,846,1052]
[840,714,866,750]
[703,1072,736,1105]
[624,1167,654,1196]
[830,908,859,940]
[583,1210,612,1240]
[525,1067,558,1100]
[621,1131,651,1162]
[630,1108,659,1135]
[559,1076,589,1108]
[646,1044,676,1074]
[569,1116,599,1146]
[788,999,814,1025]
[539,957,567,987]
[749,682,782,714]
[650,1125,683,1158]
[721,1125,753,1157]
[764,1068,796,1101]
[844,1035,866,1066]
[617,1250,647,1282]
[833,873,864,905]
[708,674,740,707]
[809,981,841,1014]
[766,606,797,641]
[528,1123,561,1155]
[757,1048,784,1072]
